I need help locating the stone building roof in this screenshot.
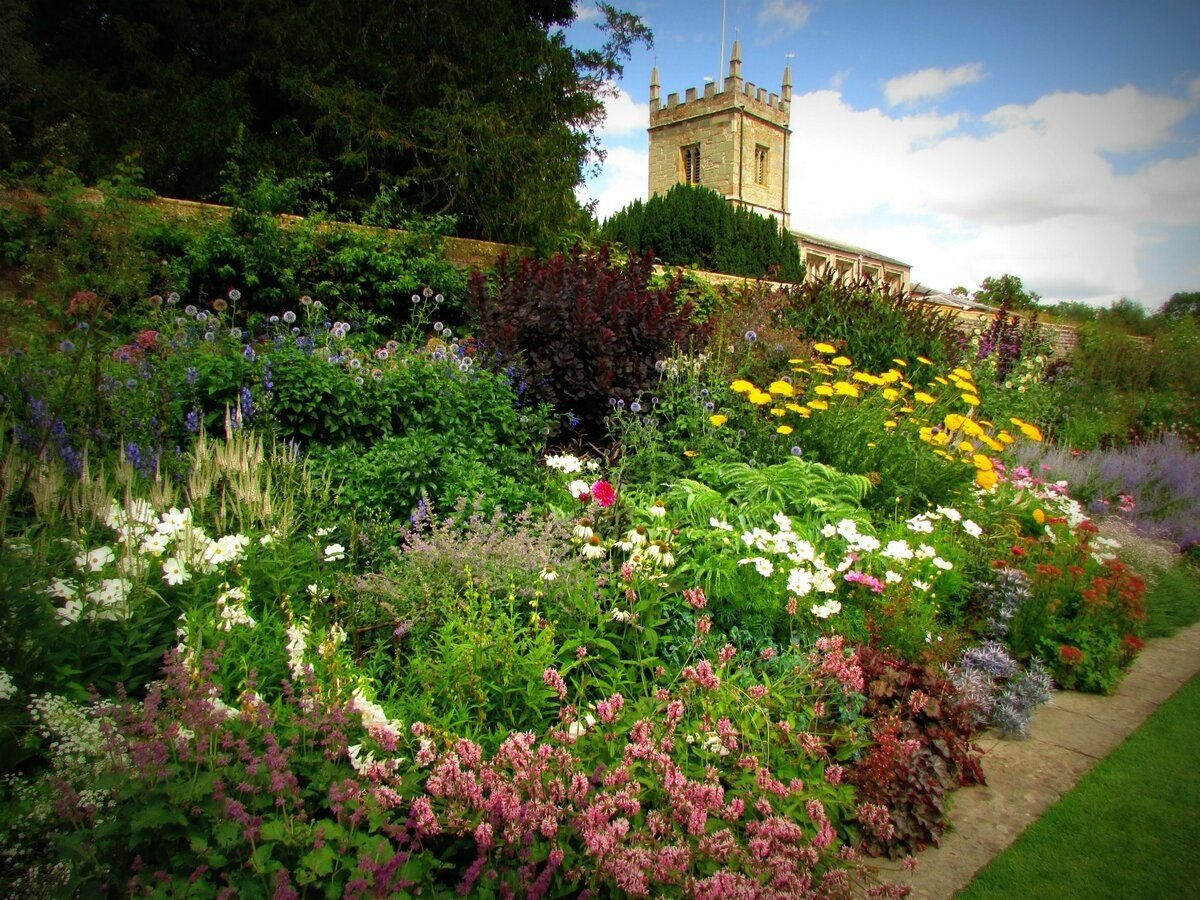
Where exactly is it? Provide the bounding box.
[792,229,910,269]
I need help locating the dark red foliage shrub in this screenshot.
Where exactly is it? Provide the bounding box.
[470,245,708,440]
[846,647,985,858]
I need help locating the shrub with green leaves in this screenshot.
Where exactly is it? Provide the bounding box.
[470,245,708,439]
[600,183,804,281]
[766,272,964,373]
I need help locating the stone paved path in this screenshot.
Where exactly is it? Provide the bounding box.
[864,622,1200,898]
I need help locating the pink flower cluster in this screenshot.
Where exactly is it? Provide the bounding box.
[844,570,886,594]
[811,636,866,695]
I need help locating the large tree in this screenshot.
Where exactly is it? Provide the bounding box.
[0,0,649,242]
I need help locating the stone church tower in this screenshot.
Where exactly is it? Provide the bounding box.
[648,41,791,228]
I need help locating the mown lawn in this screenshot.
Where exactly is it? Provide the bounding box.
[959,671,1200,898]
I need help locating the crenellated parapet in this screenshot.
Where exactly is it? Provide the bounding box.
[649,41,791,131]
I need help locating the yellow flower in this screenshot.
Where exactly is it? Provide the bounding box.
[934,375,949,385]
[961,393,981,406]
[770,407,787,417]
[853,371,881,385]
[958,440,975,453]
[900,405,915,413]
[914,391,936,404]
[785,403,806,413]
[809,399,829,410]
[881,370,902,383]
[884,419,898,428]
[973,453,994,471]
[684,449,700,458]
[962,419,984,438]
[1020,422,1043,441]
[1033,508,1046,524]
[998,430,1015,444]
[883,388,901,401]
[833,381,860,397]
[944,413,967,431]
[953,367,974,381]
[976,468,999,490]
[980,435,1004,452]
[813,342,837,354]
[709,413,728,427]
[768,380,794,396]
[814,384,835,396]
[934,448,956,460]
[917,356,934,365]
[749,390,772,405]
[789,358,806,364]
[892,358,908,368]
[867,441,877,448]
[731,379,754,393]
[777,424,794,435]
[919,427,933,442]
[831,355,852,367]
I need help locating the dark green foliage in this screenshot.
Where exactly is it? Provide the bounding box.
[470,245,708,439]
[3,173,467,325]
[970,274,1041,312]
[600,184,804,281]
[768,271,964,372]
[1158,290,1200,321]
[1096,297,1155,336]
[847,647,985,858]
[2,0,650,242]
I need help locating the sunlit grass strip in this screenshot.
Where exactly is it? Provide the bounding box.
[959,673,1200,899]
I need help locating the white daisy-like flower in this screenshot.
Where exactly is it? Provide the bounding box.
[787,567,815,597]
[141,531,170,557]
[936,506,962,522]
[76,545,115,572]
[885,570,903,584]
[961,519,983,538]
[882,539,914,561]
[933,557,954,571]
[811,599,842,619]
[323,543,346,562]
[163,557,189,586]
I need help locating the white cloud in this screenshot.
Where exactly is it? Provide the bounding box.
[583,145,648,223]
[883,63,986,107]
[598,84,650,139]
[828,69,852,92]
[787,84,1200,303]
[573,1,600,23]
[757,0,813,35]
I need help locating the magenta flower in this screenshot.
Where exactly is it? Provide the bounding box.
[591,479,616,508]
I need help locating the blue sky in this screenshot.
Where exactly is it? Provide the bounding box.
[565,1,1200,307]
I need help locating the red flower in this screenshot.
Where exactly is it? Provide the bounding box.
[1059,645,1085,665]
[1122,635,1145,653]
[1010,545,1027,558]
[591,479,616,508]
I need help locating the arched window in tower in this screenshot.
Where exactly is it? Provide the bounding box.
[681,145,701,185]
[754,145,769,186]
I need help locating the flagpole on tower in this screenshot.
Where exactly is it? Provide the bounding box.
[720,0,727,82]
